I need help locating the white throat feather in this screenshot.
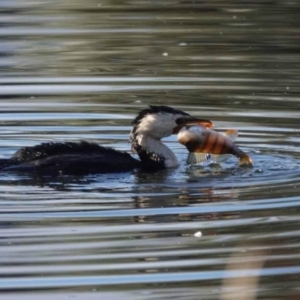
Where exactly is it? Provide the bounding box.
[133,134,178,168]
[130,113,181,168]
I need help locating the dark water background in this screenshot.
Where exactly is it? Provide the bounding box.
[1,1,300,299]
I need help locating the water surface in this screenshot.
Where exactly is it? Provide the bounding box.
[1,1,300,299]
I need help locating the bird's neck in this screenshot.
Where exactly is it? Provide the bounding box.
[131,134,179,169]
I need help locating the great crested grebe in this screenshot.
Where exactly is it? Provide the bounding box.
[0,106,212,175]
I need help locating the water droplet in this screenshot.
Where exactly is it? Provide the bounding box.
[194,231,202,237]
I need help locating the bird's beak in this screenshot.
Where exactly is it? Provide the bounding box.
[172,117,214,134]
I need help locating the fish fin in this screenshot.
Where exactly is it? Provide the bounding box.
[213,154,233,163]
[223,129,238,142]
[187,153,211,165]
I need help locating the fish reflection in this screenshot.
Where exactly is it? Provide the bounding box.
[178,126,252,166]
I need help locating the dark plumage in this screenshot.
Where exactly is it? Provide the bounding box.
[131,105,190,126]
[13,141,122,162]
[2,141,141,175]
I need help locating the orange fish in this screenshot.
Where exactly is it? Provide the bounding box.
[177,126,252,166]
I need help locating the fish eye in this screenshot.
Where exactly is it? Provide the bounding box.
[175,118,185,125]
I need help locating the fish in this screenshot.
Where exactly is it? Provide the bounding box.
[177,126,252,166]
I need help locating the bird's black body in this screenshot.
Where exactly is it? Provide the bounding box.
[0,141,142,175]
[0,106,211,176]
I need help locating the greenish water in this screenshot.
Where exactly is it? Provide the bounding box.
[1,1,300,299]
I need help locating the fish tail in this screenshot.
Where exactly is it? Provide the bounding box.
[231,145,252,166]
[238,152,253,166]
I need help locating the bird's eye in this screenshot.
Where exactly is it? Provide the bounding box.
[175,118,185,125]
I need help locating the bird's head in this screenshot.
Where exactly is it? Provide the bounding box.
[130,105,213,141]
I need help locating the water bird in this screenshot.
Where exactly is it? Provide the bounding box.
[0,106,213,175]
[177,125,252,166]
